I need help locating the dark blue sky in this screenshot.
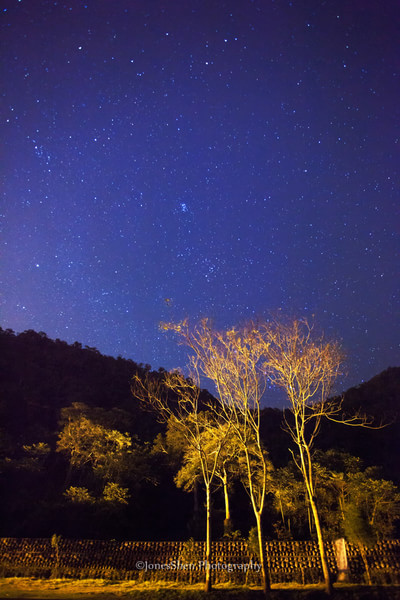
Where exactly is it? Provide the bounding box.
[2,0,399,405]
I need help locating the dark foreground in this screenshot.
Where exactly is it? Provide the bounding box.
[0,579,400,600]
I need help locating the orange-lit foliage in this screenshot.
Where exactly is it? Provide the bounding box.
[131,369,229,593]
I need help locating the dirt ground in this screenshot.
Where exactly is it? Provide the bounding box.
[0,578,400,600]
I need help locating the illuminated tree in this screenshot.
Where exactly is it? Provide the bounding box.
[270,465,306,538]
[102,481,130,506]
[56,403,141,513]
[64,486,95,504]
[152,414,204,534]
[213,424,243,535]
[162,319,273,596]
[131,369,228,593]
[175,421,243,536]
[343,501,375,585]
[346,468,400,540]
[261,317,372,594]
[56,410,132,481]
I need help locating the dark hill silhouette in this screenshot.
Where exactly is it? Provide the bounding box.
[0,327,398,539]
[0,327,167,445]
[319,366,400,484]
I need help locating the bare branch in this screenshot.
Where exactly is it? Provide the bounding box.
[161,318,273,594]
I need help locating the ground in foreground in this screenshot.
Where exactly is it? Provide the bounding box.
[0,579,399,600]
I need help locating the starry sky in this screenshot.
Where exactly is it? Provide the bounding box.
[1,0,399,405]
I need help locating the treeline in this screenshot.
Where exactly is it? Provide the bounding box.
[0,326,399,545]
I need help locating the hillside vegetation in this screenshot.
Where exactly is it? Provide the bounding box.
[0,327,399,542]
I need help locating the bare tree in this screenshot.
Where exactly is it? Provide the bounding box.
[162,319,273,596]
[260,317,357,594]
[131,369,227,592]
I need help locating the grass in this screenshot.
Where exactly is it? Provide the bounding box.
[0,579,400,600]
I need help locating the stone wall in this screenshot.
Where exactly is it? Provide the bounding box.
[0,538,399,585]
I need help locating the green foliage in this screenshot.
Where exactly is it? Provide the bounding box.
[56,409,132,479]
[178,538,203,585]
[64,486,95,504]
[102,482,130,505]
[346,469,400,540]
[222,521,243,540]
[21,442,51,470]
[343,502,375,547]
[164,416,192,459]
[174,457,201,492]
[0,326,399,541]
[270,465,308,538]
[247,526,261,559]
[0,441,51,474]
[179,538,202,564]
[303,451,400,542]
[173,418,234,492]
[51,533,62,548]
[266,448,400,543]
[64,479,130,507]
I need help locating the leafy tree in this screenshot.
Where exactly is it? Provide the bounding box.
[179,538,202,585]
[346,468,400,540]
[270,465,306,539]
[174,421,243,537]
[13,442,51,472]
[213,424,243,536]
[152,413,190,467]
[56,408,132,482]
[152,415,204,536]
[342,501,375,585]
[64,486,95,504]
[56,403,153,516]
[132,369,229,593]
[313,450,400,541]
[1,326,397,542]
[102,481,130,506]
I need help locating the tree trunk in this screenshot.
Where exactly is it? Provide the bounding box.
[204,484,212,592]
[64,462,73,488]
[190,481,201,539]
[193,480,200,517]
[307,505,313,537]
[255,511,270,596]
[359,544,372,586]
[279,496,285,525]
[223,478,230,521]
[223,477,232,536]
[309,495,333,595]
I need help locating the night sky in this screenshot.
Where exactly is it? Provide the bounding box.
[2,0,399,405]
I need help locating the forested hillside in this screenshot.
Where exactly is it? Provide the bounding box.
[0,327,399,542]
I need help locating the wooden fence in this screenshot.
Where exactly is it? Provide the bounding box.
[0,538,399,585]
